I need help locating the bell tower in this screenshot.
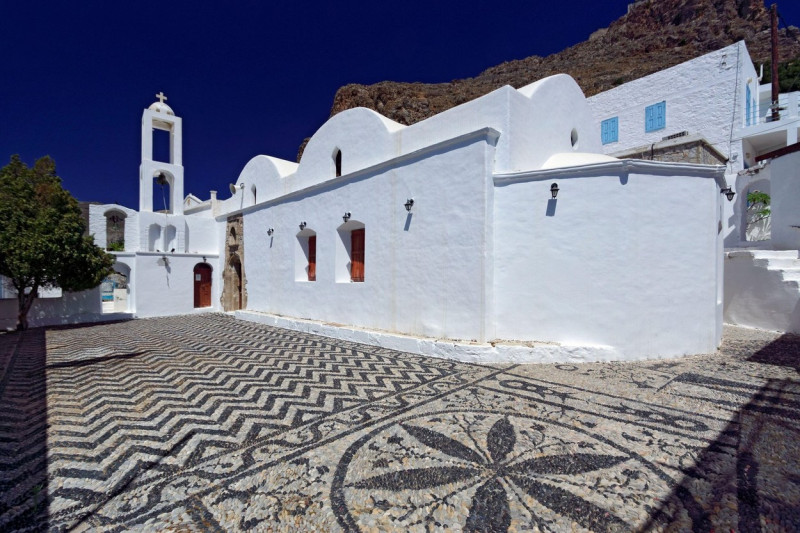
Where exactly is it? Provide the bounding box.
[139,92,184,214]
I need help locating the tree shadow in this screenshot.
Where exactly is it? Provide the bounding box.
[46,350,147,370]
[643,334,800,531]
[0,328,49,530]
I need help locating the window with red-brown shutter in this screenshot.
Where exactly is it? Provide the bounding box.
[308,235,316,281]
[350,228,364,282]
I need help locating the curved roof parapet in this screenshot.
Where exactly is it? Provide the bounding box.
[297,107,404,188]
[541,152,619,170]
[509,74,603,171]
[231,155,299,207]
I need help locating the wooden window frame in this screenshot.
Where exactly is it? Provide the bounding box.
[308,235,316,281]
[350,228,364,282]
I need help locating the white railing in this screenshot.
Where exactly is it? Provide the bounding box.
[759,91,800,122]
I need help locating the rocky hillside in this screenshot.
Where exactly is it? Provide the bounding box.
[299,0,800,160]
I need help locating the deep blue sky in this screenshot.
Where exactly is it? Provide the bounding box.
[3,1,799,209]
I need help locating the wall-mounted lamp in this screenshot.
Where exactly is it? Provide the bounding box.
[161,255,170,266]
[299,221,306,230]
[202,256,207,263]
[229,182,245,195]
[721,187,736,201]
[550,183,560,199]
[342,212,351,223]
[404,198,414,212]
[267,227,274,236]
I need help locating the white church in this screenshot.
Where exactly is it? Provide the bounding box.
[2,74,739,362]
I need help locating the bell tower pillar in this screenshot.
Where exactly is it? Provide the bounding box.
[139,92,184,214]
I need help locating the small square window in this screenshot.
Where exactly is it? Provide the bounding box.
[645,101,666,132]
[601,117,618,144]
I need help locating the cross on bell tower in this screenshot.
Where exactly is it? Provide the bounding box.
[155,91,167,104]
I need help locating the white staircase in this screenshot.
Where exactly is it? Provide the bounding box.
[724,250,800,333]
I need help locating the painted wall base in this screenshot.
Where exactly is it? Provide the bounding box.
[235,310,717,364]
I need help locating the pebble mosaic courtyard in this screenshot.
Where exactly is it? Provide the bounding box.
[1,314,798,532]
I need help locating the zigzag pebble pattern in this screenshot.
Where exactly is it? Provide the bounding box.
[1,314,799,532]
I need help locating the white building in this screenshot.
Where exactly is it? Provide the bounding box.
[587,41,800,333]
[2,76,731,360]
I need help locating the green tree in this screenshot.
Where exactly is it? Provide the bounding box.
[0,155,114,330]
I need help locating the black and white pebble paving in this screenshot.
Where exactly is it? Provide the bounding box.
[1,314,798,531]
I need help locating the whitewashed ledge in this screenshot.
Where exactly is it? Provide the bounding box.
[235,310,621,364]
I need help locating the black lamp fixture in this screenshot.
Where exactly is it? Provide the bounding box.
[721,187,736,201]
[202,256,207,263]
[404,198,414,212]
[267,227,274,236]
[299,221,306,231]
[550,183,560,199]
[342,211,351,223]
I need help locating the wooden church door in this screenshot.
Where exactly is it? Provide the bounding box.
[194,263,212,308]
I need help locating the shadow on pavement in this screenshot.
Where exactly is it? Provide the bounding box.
[0,328,49,530]
[643,333,800,531]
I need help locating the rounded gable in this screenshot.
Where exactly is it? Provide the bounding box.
[514,74,603,169]
[297,107,403,186]
[232,155,299,207]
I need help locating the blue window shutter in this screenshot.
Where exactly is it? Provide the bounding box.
[645,102,666,132]
[601,117,618,144]
[746,86,751,126]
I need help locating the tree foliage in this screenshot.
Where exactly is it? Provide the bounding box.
[0,155,114,330]
[760,57,800,93]
[746,190,771,222]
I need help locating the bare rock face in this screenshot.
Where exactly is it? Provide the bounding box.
[299,0,799,161]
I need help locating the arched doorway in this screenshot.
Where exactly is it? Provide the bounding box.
[193,263,212,308]
[227,254,243,311]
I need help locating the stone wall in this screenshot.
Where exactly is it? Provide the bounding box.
[221,215,246,311]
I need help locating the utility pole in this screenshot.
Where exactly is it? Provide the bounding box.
[771,3,780,122]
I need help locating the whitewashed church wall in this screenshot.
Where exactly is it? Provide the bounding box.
[132,253,219,317]
[587,42,755,170]
[770,151,800,249]
[137,211,185,252]
[184,216,219,254]
[492,162,724,359]
[243,137,495,342]
[295,108,402,191]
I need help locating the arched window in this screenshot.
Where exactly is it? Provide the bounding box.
[152,172,172,213]
[148,224,162,251]
[350,228,364,282]
[334,149,342,177]
[104,210,126,251]
[295,229,317,281]
[336,221,365,283]
[165,225,177,252]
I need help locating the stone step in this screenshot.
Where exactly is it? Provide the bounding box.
[766,258,800,269]
[781,271,800,283]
